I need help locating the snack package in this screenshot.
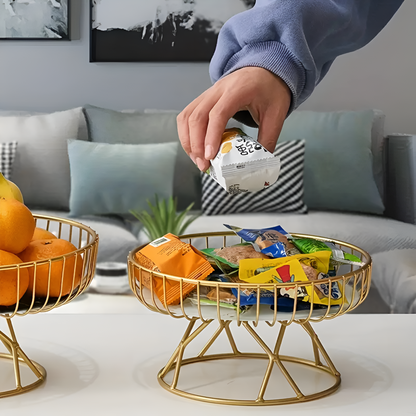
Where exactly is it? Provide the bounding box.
[228,275,276,306]
[239,251,331,280]
[187,273,250,312]
[224,224,300,257]
[201,243,269,274]
[206,128,281,194]
[291,237,365,267]
[238,252,343,306]
[135,233,214,305]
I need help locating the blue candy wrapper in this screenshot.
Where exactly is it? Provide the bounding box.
[224,224,300,258]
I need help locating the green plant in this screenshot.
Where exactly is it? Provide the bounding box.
[130,195,200,241]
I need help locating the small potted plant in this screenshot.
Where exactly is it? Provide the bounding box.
[130,195,199,242]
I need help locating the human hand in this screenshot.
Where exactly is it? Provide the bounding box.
[177,67,291,172]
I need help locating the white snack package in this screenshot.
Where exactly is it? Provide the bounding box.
[206,128,281,195]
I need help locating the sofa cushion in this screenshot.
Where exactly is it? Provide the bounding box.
[0,141,17,180]
[0,108,85,210]
[278,110,384,214]
[83,104,201,211]
[31,210,139,264]
[371,249,416,313]
[0,109,89,142]
[244,110,385,215]
[201,139,307,215]
[67,140,178,217]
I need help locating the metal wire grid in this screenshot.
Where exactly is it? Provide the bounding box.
[0,215,99,317]
[128,231,372,326]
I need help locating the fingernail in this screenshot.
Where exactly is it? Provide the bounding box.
[196,157,205,171]
[189,154,197,164]
[205,145,214,160]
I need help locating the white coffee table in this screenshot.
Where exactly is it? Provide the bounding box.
[0,297,414,415]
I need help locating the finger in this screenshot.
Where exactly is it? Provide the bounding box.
[177,91,211,161]
[257,107,286,153]
[204,94,243,161]
[188,92,223,171]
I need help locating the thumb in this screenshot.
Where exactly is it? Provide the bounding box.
[257,109,285,153]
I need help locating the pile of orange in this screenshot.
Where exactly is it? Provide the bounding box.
[0,198,83,306]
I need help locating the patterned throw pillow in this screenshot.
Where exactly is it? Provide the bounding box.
[201,139,307,216]
[0,141,17,180]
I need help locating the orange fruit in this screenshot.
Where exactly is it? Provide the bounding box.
[31,227,57,241]
[0,198,35,254]
[0,250,29,306]
[19,239,83,298]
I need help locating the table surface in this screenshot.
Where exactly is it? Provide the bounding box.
[0,293,415,416]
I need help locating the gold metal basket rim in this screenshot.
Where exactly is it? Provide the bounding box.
[127,231,372,288]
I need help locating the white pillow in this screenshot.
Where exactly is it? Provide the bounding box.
[0,108,84,210]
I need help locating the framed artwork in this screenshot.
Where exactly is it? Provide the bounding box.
[90,0,255,62]
[0,0,70,40]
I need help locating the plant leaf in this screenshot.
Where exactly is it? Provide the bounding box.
[178,215,200,235]
[131,196,199,240]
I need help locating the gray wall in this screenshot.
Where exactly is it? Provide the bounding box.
[1,0,415,136]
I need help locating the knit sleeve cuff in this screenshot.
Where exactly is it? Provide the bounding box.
[211,41,307,126]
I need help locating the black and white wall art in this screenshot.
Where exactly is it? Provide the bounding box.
[90,0,255,62]
[0,0,70,40]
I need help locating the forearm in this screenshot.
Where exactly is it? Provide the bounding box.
[210,0,404,116]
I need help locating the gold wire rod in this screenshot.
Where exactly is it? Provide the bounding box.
[273,323,287,356]
[253,287,261,328]
[0,331,13,355]
[0,319,47,396]
[216,284,222,322]
[11,340,22,390]
[159,319,199,378]
[242,322,304,400]
[195,283,211,324]
[170,319,213,389]
[224,322,240,355]
[300,321,339,376]
[68,224,73,246]
[197,320,228,358]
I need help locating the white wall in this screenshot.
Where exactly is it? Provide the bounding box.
[0,0,212,113]
[0,0,415,136]
[299,0,416,135]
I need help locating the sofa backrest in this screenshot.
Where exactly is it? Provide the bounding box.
[0,107,387,216]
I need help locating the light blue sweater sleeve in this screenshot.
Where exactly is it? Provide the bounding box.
[209,0,404,123]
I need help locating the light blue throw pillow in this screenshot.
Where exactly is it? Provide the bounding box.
[83,104,201,211]
[67,140,178,217]
[278,110,385,215]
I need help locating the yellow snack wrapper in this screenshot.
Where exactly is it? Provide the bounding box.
[239,251,343,306]
[239,251,332,278]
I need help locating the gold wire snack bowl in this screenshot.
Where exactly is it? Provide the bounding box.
[0,215,99,398]
[128,231,372,406]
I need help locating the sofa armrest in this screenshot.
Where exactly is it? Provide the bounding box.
[385,134,416,224]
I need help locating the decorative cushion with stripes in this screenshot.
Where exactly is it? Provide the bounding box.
[0,141,17,180]
[201,139,307,216]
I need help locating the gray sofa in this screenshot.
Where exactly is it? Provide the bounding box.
[1,106,416,314]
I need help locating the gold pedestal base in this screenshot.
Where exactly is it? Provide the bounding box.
[0,318,46,398]
[158,319,341,406]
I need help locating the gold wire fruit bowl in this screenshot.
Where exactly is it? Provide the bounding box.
[0,215,99,398]
[128,231,372,406]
